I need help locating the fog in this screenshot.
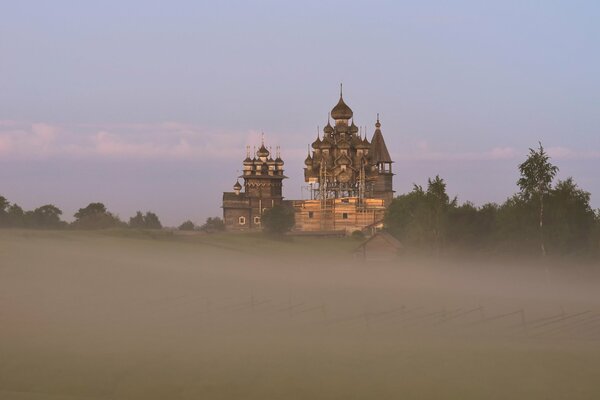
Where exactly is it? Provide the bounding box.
[1,230,600,399]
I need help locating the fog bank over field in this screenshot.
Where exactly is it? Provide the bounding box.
[1,230,600,399]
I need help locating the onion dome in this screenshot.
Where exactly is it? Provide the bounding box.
[256,144,270,158]
[275,156,284,165]
[311,137,321,149]
[350,120,359,134]
[324,121,334,134]
[233,180,242,190]
[356,135,370,148]
[243,156,253,165]
[331,95,353,120]
[320,135,332,148]
[304,153,312,166]
[336,123,348,134]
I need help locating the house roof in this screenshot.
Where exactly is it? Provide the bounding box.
[357,231,403,250]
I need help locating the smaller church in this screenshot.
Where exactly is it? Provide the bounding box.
[222,139,286,231]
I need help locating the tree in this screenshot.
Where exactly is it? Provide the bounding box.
[143,212,162,229]
[128,211,162,229]
[385,176,455,252]
[199,217,225,233]
[7,204,25,227]
[517,142,559,256]
[261,206,295,235]
[28,204,64,229]
[447,202,497,250]
[178,220,196,231]
[72,202,123,229]
[129,211,146,228]
[545,178,596,255]
[0,196,8,226]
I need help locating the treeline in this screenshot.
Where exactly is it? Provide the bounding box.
[0,197,227,232]
[385,143,600,257]
[0,200,163,230]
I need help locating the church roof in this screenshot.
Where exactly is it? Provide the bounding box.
[304,153,312,165]
[331,95,353,120]
[256,144,270,158]
[370,119,392,163]
[311,135,321,149]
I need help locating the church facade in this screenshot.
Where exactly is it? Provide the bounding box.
[222,140,286,231]
[222,88,394,234]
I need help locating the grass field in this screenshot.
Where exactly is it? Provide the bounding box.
[1,229,600,399]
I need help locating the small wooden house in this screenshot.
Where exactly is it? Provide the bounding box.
[355,232,403,263]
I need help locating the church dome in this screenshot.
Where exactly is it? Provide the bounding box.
[304,154,312,166]
[331,96,353,120]
[324,121,334,134]
[350,121,359,134]
[233,180,242,190]
[320,136,332,148]
[256,144,270,158]
[311,136,321,149]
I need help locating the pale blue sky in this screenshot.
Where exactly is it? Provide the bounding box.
[1,1,599,225]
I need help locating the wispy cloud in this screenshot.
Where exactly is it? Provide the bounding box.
[391,141,600,162]
[0,121,270,160]
[2,121,599,164]
[391,140,519,162]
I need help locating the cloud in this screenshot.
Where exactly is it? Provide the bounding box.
[2,121,599,164]
[391,141,519,162]
[0,121,268,160]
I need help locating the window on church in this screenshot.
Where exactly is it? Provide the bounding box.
[238,216,246,225]
[342,213,348,219]
[308,211,314,218]
[254,216,261,224]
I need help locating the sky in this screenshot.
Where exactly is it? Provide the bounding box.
[1,0,599,226]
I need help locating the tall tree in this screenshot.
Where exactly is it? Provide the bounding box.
[545,178,596,254]
[261,206,294,235]
[29,205,64,228]
[129,211,146,228]
[0,196,9,226]
[385,176,456,252]
[73,202,123,229]
[7,204,25,227]
[143,212,162,230]
[517,142,559,256]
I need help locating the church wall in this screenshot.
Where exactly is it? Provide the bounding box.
[292,197,386,234]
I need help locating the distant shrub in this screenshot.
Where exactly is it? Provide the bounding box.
[178,220,196,231]
[129,211,163,230]
[72,203,125,230]
[199,217,225,233]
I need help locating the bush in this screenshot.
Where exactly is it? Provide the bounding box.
[178,220,196,231]
[199,217,225,233]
